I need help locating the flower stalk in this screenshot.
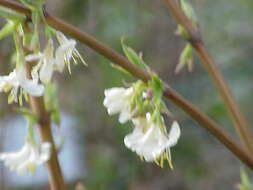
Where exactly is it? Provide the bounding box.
[0,0,252,169]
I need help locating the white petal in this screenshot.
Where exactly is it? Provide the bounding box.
[39,40,55,83]
[106,100,126,115]
[167,121,181,147]
[0,143,31,170]
[124,127,144,149]
[37,142,51,164]
[25,53,43,62]
[21,80,44,96]
[39,61,54,83]
[104,88,126,97]
[0,142,51,175]
[119,110,131,123]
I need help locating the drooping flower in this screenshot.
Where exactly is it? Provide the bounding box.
[55,31,86,73]
[103,87,134,123]
[26,40,55,84]
[0,67,44,103]
[39,39,55,83]
[124,113,181,167]
[0,141,51,175]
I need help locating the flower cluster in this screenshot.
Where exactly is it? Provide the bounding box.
[103,80,181,168]
[0,31,84,104]
[27,31,86,84]
[0,67,44,104]
[0,141,51,175]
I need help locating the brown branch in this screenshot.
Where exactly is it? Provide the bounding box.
[28,96,66,190]
[25,65,66,190]
[161,0,253,154]
[0,0,252,169]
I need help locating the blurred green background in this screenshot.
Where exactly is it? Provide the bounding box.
[0,0,253,189]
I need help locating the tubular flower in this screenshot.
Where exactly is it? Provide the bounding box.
[55,31,86,73]
[124,113,181,168]
[103,87,134,123]
[26,40,55,84]
[0,141,51,175]
[0,67,44,103]
[39,39,55,83]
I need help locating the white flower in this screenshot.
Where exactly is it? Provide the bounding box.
[55,31,86,73]
[103,87,134,123]
[26,40,55,84]
[39,40,55,83]
[0,68,44,103]
[0,141,51,175]
[124,113,181,165]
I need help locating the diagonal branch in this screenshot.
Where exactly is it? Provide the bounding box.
[161,0,253,154]
[0,0,252,169]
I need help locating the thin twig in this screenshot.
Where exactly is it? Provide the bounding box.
[0,0,252,169]
[161,0,253,154]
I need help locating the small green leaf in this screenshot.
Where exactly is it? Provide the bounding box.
[121,38,147,70]
[110,63,130,75]
[180,0,198,27]
[175,43,193,74]
[175,25,190,39]
[0,21,19,40]
[150,76,163,100]
[51,109,61,125]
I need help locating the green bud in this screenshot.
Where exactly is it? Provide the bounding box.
[175,43,193,74]
[180,0,198,25]
[176,0,198,39]
[175,25,190,39]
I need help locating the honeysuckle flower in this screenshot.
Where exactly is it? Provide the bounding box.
[124,113,181,167]
[39,39,55,83]
[55,31,86,73]
[103,87,134,123]
[0,141,51,175]
[26,40,55,84]
[0,67,44,103]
